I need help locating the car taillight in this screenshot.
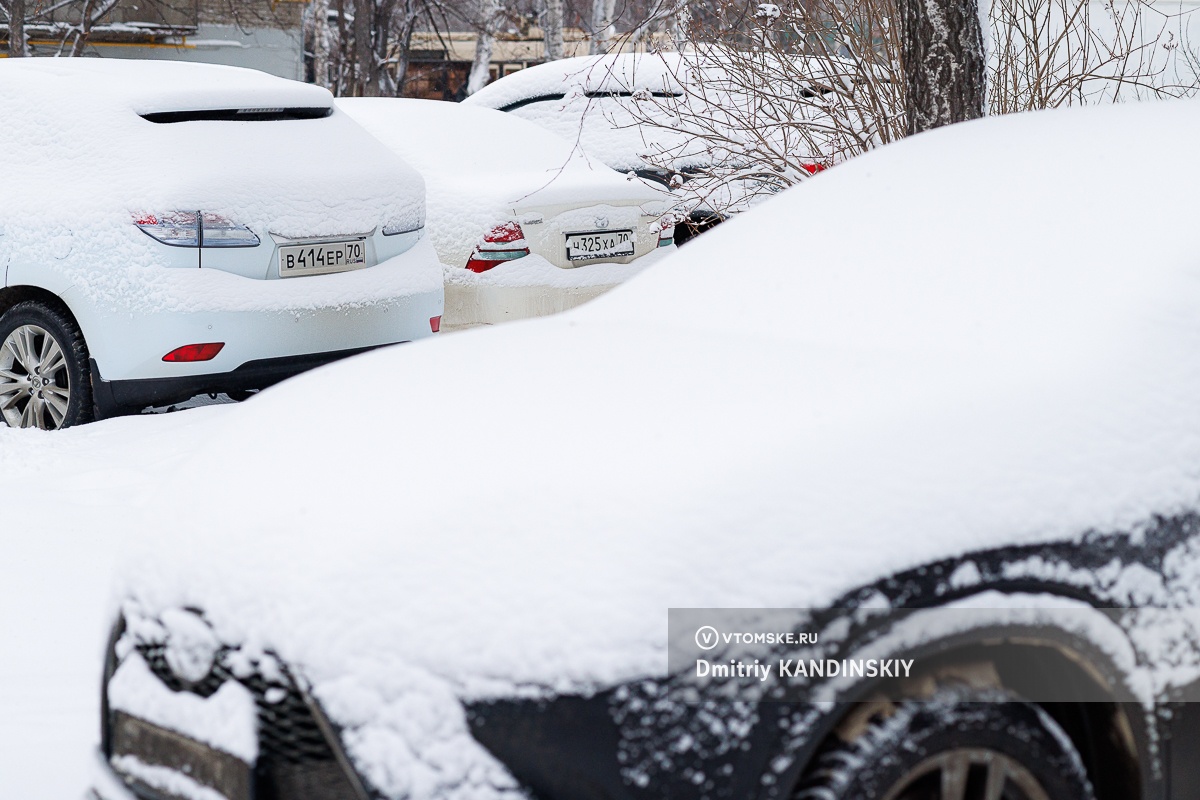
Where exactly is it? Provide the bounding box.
[200,213,260,248]
[135,212,259,248]
[465,222,530,273]
[658,223,675,248]
[136,212,199,247]
[162,343,225,363]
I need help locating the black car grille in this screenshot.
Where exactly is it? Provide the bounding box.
[135,643,361,800]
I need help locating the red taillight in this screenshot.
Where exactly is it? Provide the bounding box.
[430,315,441,333]
[162,343,225,363]
[466,222,530,273]
[482,221,524,244]
[658,217,676,248]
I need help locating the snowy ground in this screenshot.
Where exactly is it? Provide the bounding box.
[0,405,236,798]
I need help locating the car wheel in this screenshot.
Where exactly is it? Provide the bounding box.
[0,300,94,430]
[794,691,1096,800]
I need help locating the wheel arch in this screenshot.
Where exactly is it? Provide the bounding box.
[778,614,1149,800]
[0,284,84,331]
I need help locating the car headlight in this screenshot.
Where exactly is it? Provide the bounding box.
[161,607,219,687]
[102,607,368,800]
[103,609,257,800]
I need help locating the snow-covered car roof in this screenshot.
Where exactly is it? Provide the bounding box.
[113,96,1200,796]
[1,57,333,114]
[463,53,707,173]
[465,53,688,110]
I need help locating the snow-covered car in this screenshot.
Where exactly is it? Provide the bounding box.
[336,97,675,328]
[462,53,830,244]
[0,59,442,429]
[92,96,1200,800]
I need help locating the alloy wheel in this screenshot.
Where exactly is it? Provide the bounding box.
[0,324,73,429]
[882,748,1052,800]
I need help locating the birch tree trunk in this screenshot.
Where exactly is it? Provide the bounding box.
[372,0,398,95]
[542,0,564,61]
[393,8,417,93]
[353,0,375,95]
[8,0,27,57]
[896,0,987,133]
[466,0,500,95]
[312,0,333,89]
[68,0,118,57]
[334,0,348,94]
[589,0,616,54]
[467,28,495,94]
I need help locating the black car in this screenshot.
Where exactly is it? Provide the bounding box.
[92,95,1200,800]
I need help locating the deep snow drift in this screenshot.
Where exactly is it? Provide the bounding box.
[0,407,236,798]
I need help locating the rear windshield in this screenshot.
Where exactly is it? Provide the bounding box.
[499,91,680,113]
[140,107,333,123]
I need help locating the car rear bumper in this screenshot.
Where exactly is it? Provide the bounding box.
[443,282,617,329]
[444,247,672,328]
[90,345,386,418]
[63,237,444,401]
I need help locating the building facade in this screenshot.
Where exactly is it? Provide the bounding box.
[2,0,305,80]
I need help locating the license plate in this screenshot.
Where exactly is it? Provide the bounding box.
[278,240,366,277]
[565,230,635,262]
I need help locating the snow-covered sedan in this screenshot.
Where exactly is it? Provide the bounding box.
[463,53,830,244]
[92,97,1200,800]
[337,98,675,328]
[0,59,442,429]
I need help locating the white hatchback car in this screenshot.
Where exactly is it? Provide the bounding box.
[337,98,675,328]
[0,59,443,429]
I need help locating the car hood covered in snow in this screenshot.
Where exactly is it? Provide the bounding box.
[114,97,1200,797]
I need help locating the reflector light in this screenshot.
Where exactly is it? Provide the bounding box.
[430,315,442,333]
[163,343,225,363]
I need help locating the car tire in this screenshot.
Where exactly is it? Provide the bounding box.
[0,300,94,430]
[793,690,1096,800]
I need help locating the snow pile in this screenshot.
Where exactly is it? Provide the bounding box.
[337,97,665,282]
[111,97,1200,797]
[0,59,424,312]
